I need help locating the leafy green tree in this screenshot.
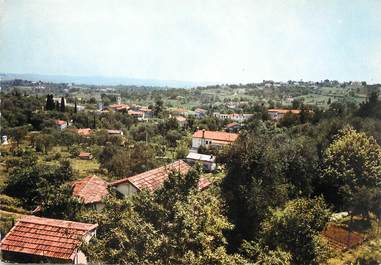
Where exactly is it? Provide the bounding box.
[4,157,75,210]
[7,125,29,145]
[260,197,331,265]
[323,126,381,212]
[82,169,245,264]
[153,97,164,117]
[39,184,83,220]
[240,241,291,265]
[221,132,290,249]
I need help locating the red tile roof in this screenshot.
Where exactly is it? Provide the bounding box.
[110,160,210,192]
[110,104,129,111]
[72,176,109,204]
[128,110,144,116]
[55,120,66,125]
[77,128,91,136]
[198,177,211,191]
[192,130,239,143]
[0,216,97,261]
[78,152,92,158]
[226,122,240,128]
[268,109,301,114]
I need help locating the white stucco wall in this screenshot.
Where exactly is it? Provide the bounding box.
[115,183,138,197]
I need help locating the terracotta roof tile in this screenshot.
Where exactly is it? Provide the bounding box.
[192,130,239,143]
[111,160,211,192]
[268,109,301,114]
[78,152,92,158]
[55,120,66,125]
[77,128,92,136]
[72,176,109,204]
[0,216,97,261]
[226,122,240,128]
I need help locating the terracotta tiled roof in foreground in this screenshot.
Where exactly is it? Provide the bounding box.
[72,176,109,204]
[192,130,239,143]
[0,216,97,261]
[110,160,211,192]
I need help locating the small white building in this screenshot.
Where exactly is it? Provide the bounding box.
[186,152,216,171]
[194,108,207,118]
[55,120,67,130]
[213,112,253,122]
[191,130,239,150]
[267,109,301,121]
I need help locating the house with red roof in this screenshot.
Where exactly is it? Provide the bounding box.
[72,175,109,211]
[78,152,93,160]
[128,110,145,120]
[213,112,253,122]
[191,130,238,150]
[107,129,123,136]
[109,104,129,112]
[267,109,301,121]
[77,128,92,136]
[175,116,187,128]
[225,122,241,132]
[110,160,211,197]
[0,215,97,264]
[55,120,67,131]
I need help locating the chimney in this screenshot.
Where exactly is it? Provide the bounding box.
[202,129,205,139]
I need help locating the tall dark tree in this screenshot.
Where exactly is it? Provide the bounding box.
[45,94,55,111]
[74,99,78,113]
[55,101,59,111]
[60,97,65,112]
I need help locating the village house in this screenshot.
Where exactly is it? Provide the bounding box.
[213,112,253,122]
[128,110,145,120]
[175,116,187,128]
[110,160,211,197]
[194,108,207,118]
[55,119,67,130]
[107,129,124,136]
[267,109,301,121]
[78,152,93,160]
[191,130,239,150]
[77,128,92,136]
[186,152,216,172]
[0,215,97,264]
[109,103,129,112]
[139,107,154,119]
[169,108,194,117]
[72,175,109,211]
[225,122,241,132]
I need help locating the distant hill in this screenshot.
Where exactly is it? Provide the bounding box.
[0,73,212,88]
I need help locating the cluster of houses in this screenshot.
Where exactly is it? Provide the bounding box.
[0,159,212,264]
[0,105,307,263]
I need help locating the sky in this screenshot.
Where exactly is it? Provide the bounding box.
[0,0,380,84]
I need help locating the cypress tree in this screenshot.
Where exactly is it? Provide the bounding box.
[74,100,78,113]
[60,97,65,112]
[55,101,59,111]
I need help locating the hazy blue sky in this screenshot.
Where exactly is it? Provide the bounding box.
[0,0,380,83]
